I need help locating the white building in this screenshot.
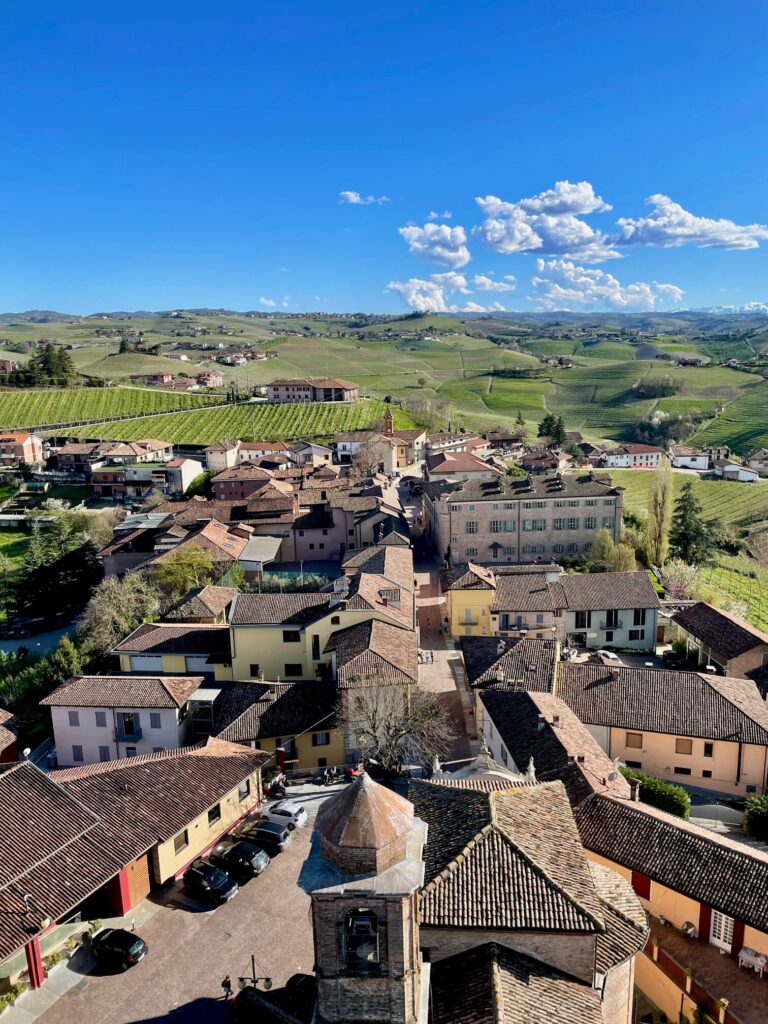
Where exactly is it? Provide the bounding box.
[668,445,710,471]
[713,459,760,483]
[602,444,662,469]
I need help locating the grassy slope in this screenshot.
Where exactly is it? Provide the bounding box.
[0,387,225,429]
[610,469,768,528]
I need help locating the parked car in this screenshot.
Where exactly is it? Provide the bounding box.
[561,647,579,662]
[182,860,239,905]
[595,649,624,666]
[209,838,269,883]
[91,928,148,971]
[260,800,307,830]
[237,819,292,854]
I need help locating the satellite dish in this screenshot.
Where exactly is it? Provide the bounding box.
[22,748,31,759]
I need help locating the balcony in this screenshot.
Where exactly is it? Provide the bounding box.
[114,727,142,743]
[599,619,623,630]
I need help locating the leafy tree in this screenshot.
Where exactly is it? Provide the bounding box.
[587,528,615,566]
[417,376,427,388]
[185,470,214,499]
[77,571,161,661]
[669,480,715,564]
[151,544,217,602]
[607,543,637,573]
[646,457,673,566]
[660,558,701,600]
[46,635,83,686]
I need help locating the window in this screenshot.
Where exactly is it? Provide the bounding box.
[322,529,328,536]
[95,711,107,728]
[207,803,222,826]
[72,744,84,762]
[603,517,615,529]
[285,663,303,677]
[523,518,546,532]
[503,546,515,556]
[312,635,321,660]
[465,547,478,558]
[152,746,164,753]
[584,516,597,530]
[625,732,643,749]
[625,760,642,769]
[150,712,162,729]
[605,609,619,629]
[298,529,304,537]
[567,500,580,508]
[605,630,614,643]
[633,608,647,626]
[566,543,578,553]
[174,830,189,854]
[575,610,592,629]
[249,663,260,677]
[125,746,137,757]
[503,502,515,509]
[603,499,615,506]
[283,630,301,643]
[536,613,544,625]
[554,500,565,508]
[675,738,693,755]
[344,909,379,969]
[523,501,546,509]
[629,629,645,641]
[238,780,251,801]
[704,742,714,758]
[490,520,503,533]
[553,543,564,553]
[312,731,331,746]
[465,521,478,534]
[674,766,692,776]
[553,518,566,531]
[98,745,110,762]
[450,504,460,512]
[68,710,80,727]
[702,770,712,778]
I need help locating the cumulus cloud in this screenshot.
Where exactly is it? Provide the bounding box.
[282,297,290,308]
[340,190,390,205]
[463,302,488,313]
[475,180,618,263]
[473,274,516,292]
[398,222,471,268]
[531,258,683,311]
[387,272,469,313]
[428,210,452,220]
[259,297,277,307]
[616,194,768,250]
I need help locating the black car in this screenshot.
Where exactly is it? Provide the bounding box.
[237,820,291,854]
[209,838,270,883]
[91,928,148,971]
[182,859,239,905]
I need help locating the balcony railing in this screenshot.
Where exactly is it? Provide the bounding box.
[600,619,623,630]
[114,727,142,743]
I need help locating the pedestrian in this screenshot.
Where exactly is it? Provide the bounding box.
[222,976,233,1000]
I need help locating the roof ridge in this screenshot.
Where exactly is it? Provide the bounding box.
[489,945,505,1024]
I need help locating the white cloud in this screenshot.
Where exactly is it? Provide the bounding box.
[398,222,471,268]
[313,295,321,302]
[282,297,290,308]
[387,272,469,313]
[489,302,508,312]
[463,302,488,313]
[428,210,452,220]
[473,274,516,292]
[531,258,683,311]
[259,297,277,307]
[475,181,618,263]
[616,194,768,250]
[340,190,390,205]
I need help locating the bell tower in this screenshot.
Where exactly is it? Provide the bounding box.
[383,407,394,437]
[307,773,428,1024]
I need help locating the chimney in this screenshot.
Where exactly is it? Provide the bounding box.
[629,778,641,802]
[552,714,560,727]
[611,668,620,680]
[537,714,546,732]
[275,746,286,771]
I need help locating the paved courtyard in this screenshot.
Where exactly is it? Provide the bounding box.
[13,785,338,1024]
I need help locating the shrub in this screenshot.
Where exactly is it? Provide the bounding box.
[42,952,62,972]
[620,767,691,819]
[0,982,28,1013]
[745,795,768,841]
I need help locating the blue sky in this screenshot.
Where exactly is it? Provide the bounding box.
[1,0,767,314]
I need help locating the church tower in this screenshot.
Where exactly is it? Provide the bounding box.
[383,406,394,437]
[307,773,428,1024]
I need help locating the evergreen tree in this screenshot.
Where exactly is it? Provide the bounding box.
[669,480,714,564]
[538,413,557,438]
[647,457,673,566]
[552,416,567,445]
[515,410,525,426]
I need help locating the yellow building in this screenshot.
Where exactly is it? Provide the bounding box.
[114,623,234,681]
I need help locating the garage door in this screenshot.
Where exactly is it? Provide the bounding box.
[126,853,152,907]
[131,656,163,672]
[185,656,211,673]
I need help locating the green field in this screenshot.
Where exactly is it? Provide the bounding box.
[0,387,225,429]
[701,556,768,632]
[610,469,768,528]
[63,398,413,444]
[691,380,768,454]
[0,529,30,625]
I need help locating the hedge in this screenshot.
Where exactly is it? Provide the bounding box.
[745,795,768,841]
[620,767,691,819]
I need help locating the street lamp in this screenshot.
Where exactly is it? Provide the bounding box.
[238,954,272,991]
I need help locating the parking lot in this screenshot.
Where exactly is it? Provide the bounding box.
[25,785,336,1024]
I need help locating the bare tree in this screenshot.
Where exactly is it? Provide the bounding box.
[344,682,455,774]
[352,436,393,477]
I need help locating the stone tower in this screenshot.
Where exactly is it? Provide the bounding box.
[308,773,428,1024]
[383,407,394,437]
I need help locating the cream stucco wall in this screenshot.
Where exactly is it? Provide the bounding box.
[256,728,346,771]
[446,589,493,637]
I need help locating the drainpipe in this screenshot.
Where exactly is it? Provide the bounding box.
[736,735,743,786]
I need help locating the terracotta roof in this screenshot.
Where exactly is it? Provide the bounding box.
[324,620,418,687]
[150,521,248,562]
[575,793,768,934]
[459,636,558,691]
[554,663,768,743]
[315,772,414,852]
[430,943,603,1024]
[590,862,649,973]
[167,585,238,620]
[556,571,660,612]
[214,680,338,743]
[40,675,205,709]
[411,780,605,932]
[480,691,631,807]
[214,463,275,482]
[440,563,497,591]
[341,544,414,588]
[672,602,768,659]
[0,709,19,754]
[113,622,231,655]
[344,571,414,627]
[426,451,499,476]
[492,572,559,613]
[425,471,620,504]
[229,592,331,627]
[205,440,239,452]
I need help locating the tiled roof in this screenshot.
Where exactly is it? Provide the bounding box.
[113,622,231,655]
[554,663,768,743]
[214,681,338,743]
[556,571,660,611]
[0,709,19,754]
[167,585,238,620]
[426,451,499,475]
[214,464,275,482]
[459,636,558,691]
[229,592,331,627]
[492,572,559,613]
[344,571,415,628]
[341,544,414,588]
[426,471,619,505]
[440,563,497,591]
[589,862,648,972]
[430,943,603,1024]
[574,793,768,934]
[480,691,631,807]
[150,520,248,562]
[411,780,604,932]
[672,601,768,659]
[40,675,205,709]
[324,620,418,687]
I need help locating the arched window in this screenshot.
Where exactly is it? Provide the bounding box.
[344,908,379,969]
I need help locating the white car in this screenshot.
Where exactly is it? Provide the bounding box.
[260,800,307,830]
[596,649,624,666]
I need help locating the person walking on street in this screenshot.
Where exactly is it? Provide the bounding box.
[221,976,233,1000]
